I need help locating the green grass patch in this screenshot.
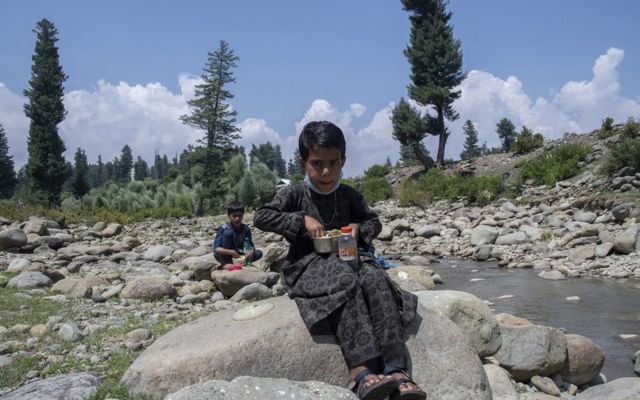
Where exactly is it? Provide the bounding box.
[600,118,640,177]
[399,168,507,207]
[517,143,591,186]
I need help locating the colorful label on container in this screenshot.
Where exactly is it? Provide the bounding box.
[339,246,356,261]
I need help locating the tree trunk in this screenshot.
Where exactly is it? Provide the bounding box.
[195,197,204,217]
[412,143,435,170]
[436,106,448,167]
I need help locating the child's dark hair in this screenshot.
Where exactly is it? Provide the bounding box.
[226,201,244,214]
[299,121,346,161]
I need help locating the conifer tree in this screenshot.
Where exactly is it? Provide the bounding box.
[401,0,464,167]
[133,156,149,181]
[95,155,104,187]
[180,40,240,214]
[23,19,68,205]
[71,148,90,198]
[115,144,133,183]
[391,97,435,168]
[460,120,481,160]
[496,118,517,152]
[0,123,17,198]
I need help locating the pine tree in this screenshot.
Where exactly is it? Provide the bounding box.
[71,148,90,198]
[287,148,302,177]
[133,156,149,181]
[460,120,481,160]
[496,118,517,152]
[391,97,435,168]
[180,40,240,215]
[402,0,464,167]
[115,144,133,183]
[0,123,17,198]
[23,19,68,205]
[95,155,104,187]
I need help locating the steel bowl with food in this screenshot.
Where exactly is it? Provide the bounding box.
[312,229,341,254]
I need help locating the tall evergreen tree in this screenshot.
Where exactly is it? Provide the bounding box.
[115,144,133,183]
[287,148,303,177]
[23,19,68,205]
[460,120,481,160]
[133,156,149,181]
[95,155,104,187]
[401,0,464,167]
[0,123,17,198]
[391,97,435,168]
[180,40,240,215]
[496,118,517,152]
[71,148,90,198]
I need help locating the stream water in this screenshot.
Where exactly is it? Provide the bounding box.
[408,259,640,380]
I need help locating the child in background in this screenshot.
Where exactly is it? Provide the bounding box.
[213,202,263,269]
[254,121,425,400]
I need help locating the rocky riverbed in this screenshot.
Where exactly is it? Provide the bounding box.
[1,131,640,399]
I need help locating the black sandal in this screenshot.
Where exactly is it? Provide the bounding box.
[385,368,426,400]
[348,368,399,400]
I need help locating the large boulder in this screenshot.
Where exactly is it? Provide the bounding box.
[101,223,123,238]
[415,290,502,357]
[575,377,640,399]
[165,376,358,400]
[122,295,491,399]
[23,218,47,235]
[495,231,528,246]
[121,277,176,301]
[7,271,52,289]
[0,372,100,400]
[494,325,567,381]
[0,228,28,250]
[51,278,92,299]
[483,364,518,400]
[143,245,174,262]
[560,334,604,385]
[470,226,499,246]
[613,226,639,254]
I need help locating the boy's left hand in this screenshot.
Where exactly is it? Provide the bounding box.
[245,249,255,261]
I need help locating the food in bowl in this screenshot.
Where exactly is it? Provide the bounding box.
[312,229,341,254]
[232,256,246,266]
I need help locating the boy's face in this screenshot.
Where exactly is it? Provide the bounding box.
[299,146,345,194]
[228,211,244,228]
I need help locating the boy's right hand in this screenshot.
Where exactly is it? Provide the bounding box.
[304,215,325,238]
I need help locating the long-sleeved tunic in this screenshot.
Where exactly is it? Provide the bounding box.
[254,183,417,361]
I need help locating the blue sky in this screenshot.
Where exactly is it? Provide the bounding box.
[1,0,639,177]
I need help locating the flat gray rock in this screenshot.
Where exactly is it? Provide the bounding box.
[164,376,357,400]
[0,228,27,250]
[7,271,52,289]
[575,377,640,399]
[122,295,491,399]
[0,372,100,400]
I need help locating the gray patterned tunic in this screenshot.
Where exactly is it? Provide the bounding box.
[254,182,417,368]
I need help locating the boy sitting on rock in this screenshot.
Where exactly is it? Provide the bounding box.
[212,202,277,297]
[214,202,263,269]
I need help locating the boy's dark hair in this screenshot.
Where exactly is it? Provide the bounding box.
[299,121,346,161]
[226,202,245,214]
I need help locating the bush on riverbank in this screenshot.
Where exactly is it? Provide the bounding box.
[601,118,640,176]
[517,143,591,186]
[399,168,506,207]
[343,163,393,204]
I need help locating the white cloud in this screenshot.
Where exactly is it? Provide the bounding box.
[445,47,640,159]
[0,83,29,168]
[0,47,637,180]
[294,99,366,135]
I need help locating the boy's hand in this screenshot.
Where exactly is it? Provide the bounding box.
[348,223,359,240]
[245,249,255,261]
[304,215,325,238]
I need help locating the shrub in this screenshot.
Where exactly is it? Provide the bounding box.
[597,117,615,139]
[601,118,640,176]
[512,127,544,154]
[364,164,391,179]
[399,168,506,207]
[518,143,591,186]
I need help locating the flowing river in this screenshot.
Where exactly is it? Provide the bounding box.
[410,258,640,380]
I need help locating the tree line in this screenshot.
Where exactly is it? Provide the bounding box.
[0,1,558,214]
